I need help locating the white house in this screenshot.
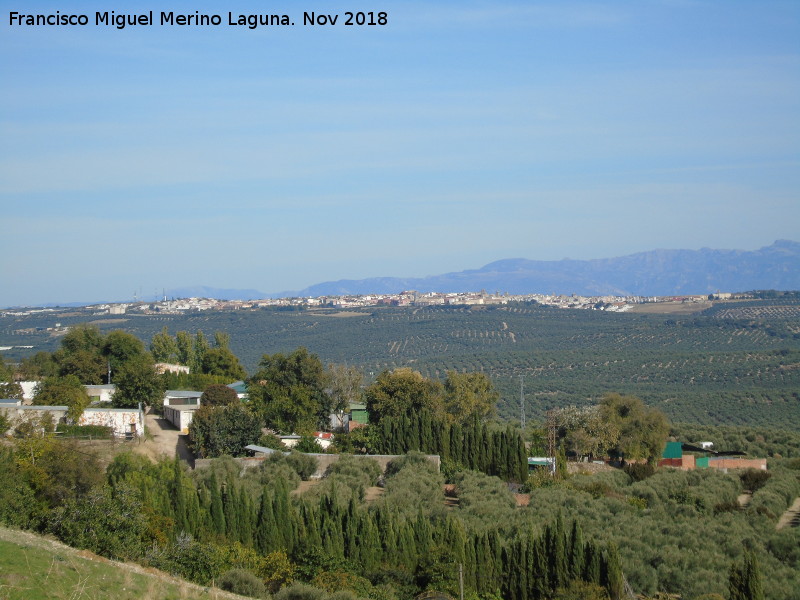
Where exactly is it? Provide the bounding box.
[162,390,203,434]
[0,403,143,438]
[84,384,116,404]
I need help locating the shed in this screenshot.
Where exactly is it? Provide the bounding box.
[662,441,683,459]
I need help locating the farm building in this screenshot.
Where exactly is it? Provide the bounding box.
[161,390,204,433]
[659,441,766,471]
[0,402,143,438]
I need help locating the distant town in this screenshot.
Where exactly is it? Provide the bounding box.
[0,289,744,319]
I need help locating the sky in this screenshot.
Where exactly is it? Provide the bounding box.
[1,1,798,307]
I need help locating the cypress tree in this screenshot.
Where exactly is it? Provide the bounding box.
[344,497,359,559]
[239,487,253,547]
[567,520,585,582]
[529,533,548,599]
[501,543,519,600]
[209,474,226,537]
[546,515,568,592]
[601,542,624,600]
[450,423,463,465]
[171,460,190,535]
[729,549,764,600]
[487,529,503,594]
[255,488,275,553]
[583,541,601,585]
[222,480,239,541]
[356,510,381,572]
[273,477,291,550]
[397,521,418,571]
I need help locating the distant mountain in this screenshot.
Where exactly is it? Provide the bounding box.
[288,240,800,298]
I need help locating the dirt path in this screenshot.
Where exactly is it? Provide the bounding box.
[776,497,800,530]
[737,492,752,509]
[135,411,194,467]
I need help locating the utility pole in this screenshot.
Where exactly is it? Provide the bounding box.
[546,409,557,475]
[519,375,525,430]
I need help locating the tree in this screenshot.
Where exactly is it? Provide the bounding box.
[729,549,764,600]
[365,368,443,424]
[325,364,364,430]
[188,404,262,458]
[48,483,148,561]
[0,380,23,400]
[213,331,230,350]
[33,375,91,422]
[56,325,106,383]
[554,405,620,462]
[18,351,59,380]
[176,331,195,367]
[150,326,179,363]
[192,331,210,373]
[599,394,669,464]
[102,330,146,379]
[200,347,247,380]
[201,383,239,407]
[443,371,498,424]
[248,347,328,434]
[112,354,165,408]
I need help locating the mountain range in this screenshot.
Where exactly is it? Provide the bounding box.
[167,240,800,300]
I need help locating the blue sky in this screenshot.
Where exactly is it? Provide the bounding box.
[1,1,798,306]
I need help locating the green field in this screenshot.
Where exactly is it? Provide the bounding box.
[2,299,799,427]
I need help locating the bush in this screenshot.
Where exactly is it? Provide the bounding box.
[324,455,381,490]
[188,404,262,458]
[286,451,318,480]
[55,424,113,438]
[274,582,326,600]
[295,436,324,453]
[624,462,656,482]
[740,469,771,493]
[259,433,289,451]
[258,454,301,489]
[145,534,227,585]
[219,568,268,598]
[384,451,433,478]
[201,384,239,407]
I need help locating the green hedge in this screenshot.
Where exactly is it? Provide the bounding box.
[55,424,114,438]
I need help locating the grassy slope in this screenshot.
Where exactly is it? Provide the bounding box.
[0,526,244,600]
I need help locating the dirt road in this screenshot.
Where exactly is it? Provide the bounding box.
[135,410,195,466]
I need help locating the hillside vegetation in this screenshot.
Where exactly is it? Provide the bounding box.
[0,526,246,600]
[3,299,799,427]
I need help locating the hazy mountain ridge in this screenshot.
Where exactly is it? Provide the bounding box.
[288,240,800,298]
[37,241,794,306]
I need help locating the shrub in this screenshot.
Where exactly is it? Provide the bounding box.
[260,432,289,450]
[740,469,771,493]
[219,569,268,598]
[145,534,227,585]
[384,450,433,478]
[201,383,239,407]
[258,454,301,489]
[295,436,324,453]
[624,462,656,482]
[324,455,381,490]
[55,424,113,438]
[286,451,318,480]
[274,582,326,600]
